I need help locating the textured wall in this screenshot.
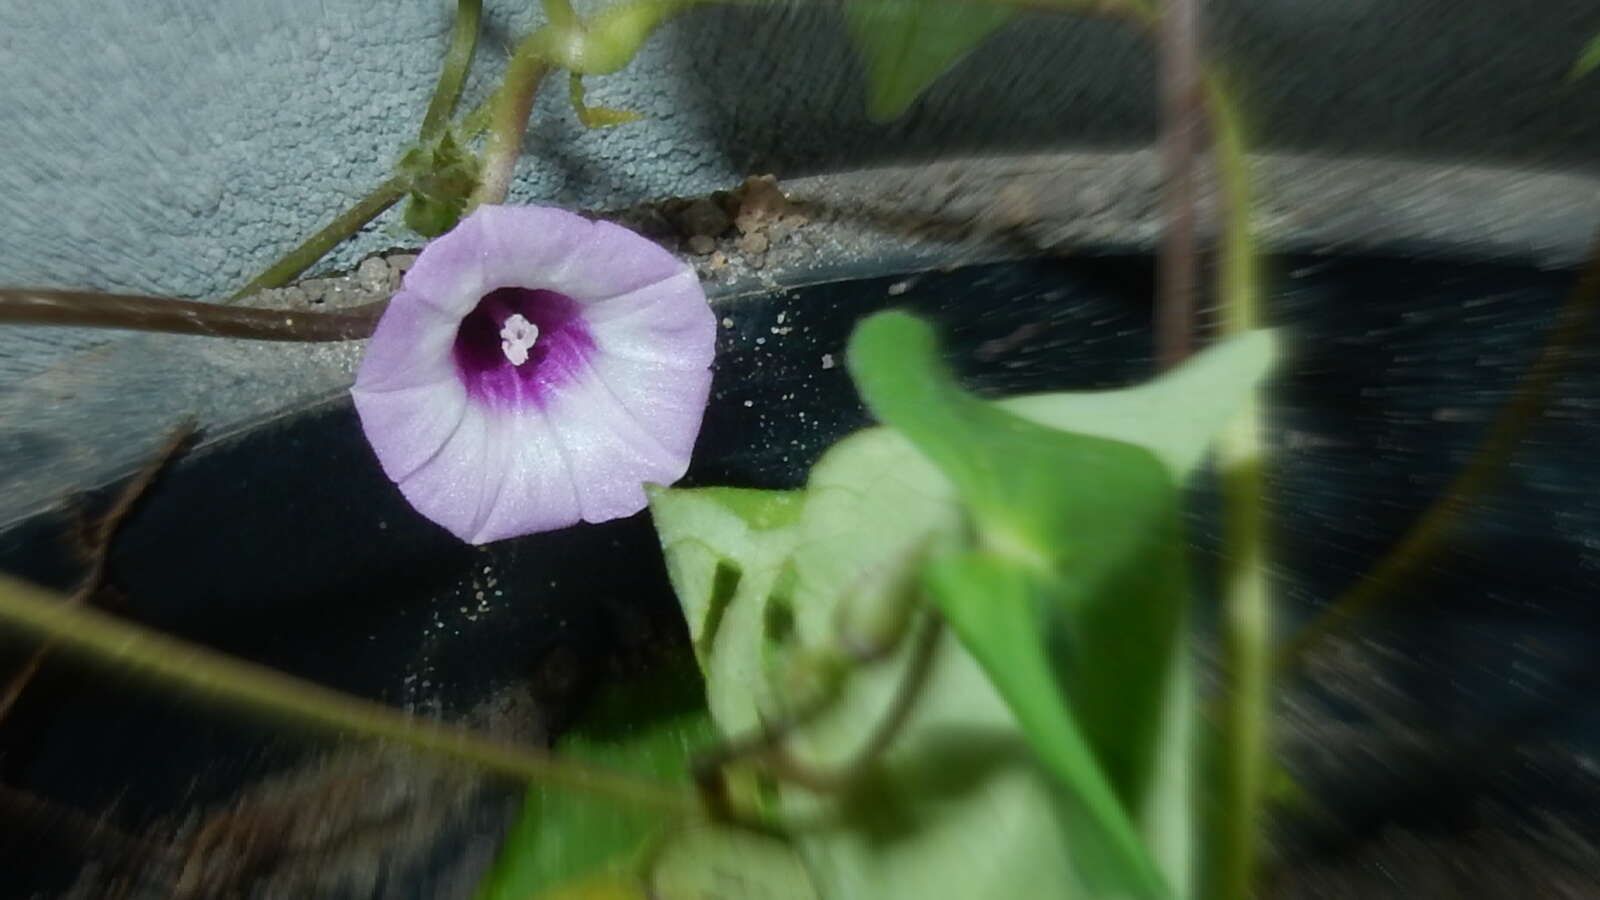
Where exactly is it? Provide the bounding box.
[1,0,716,299]
[6,0,1600,299]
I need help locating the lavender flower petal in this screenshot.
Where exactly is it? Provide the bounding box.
[351,204,715,544]
[472,407,583,543]
[390,403,501,541]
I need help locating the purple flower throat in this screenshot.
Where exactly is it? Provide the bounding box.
[452,287,595,408]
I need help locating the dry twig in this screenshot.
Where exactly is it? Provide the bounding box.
[0,421,197,723]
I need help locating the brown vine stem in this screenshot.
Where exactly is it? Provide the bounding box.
[1155,0,1202,371]
[0,289,387,342]
[0,572,698,816]
[760,613,943,794]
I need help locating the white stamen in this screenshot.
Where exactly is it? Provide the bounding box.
[499,313,539,365]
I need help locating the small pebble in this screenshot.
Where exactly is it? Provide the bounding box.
[737,232,769,256]
[688,235,716,255]
[821,353,836,370]
[357,256,390,292]
[678,197,731,239]
[735,174,790,223]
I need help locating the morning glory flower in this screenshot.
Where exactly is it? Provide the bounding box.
[351,204,716,544]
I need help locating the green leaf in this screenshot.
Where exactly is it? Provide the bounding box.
[848,311,1180,789]
[475,670,714,900]
[921,551,1169,898]
[648,487,807,736]
[846,312,1270,898]
[847,311,1176,576]
[522,875,646,900]
[648,321,1274,900]
[655,459,1100,900]
[997,328,1275,480]
[649,825,819,900]
[844,0,1013,121]
[1573,31,1600,81]
[848,311,1191,896]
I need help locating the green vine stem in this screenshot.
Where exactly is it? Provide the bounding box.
[544,0,583,33]
[1207,78,1260,330]
[232,0,485,299]
[470,54,553,208]
[469,0,700,208]
[0,288,386,341]
[1277,226,1600,671]
[1200,71,1270,900]
[420,0,484,142]
[0,572,699,816]
[228,175,410,301]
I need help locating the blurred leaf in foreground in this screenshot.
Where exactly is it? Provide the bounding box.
[651,316,1274,899]
[844,0,1013,121]
[475,669,711,900]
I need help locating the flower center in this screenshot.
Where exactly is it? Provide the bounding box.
[499,313,539,365]
[453,287,595,409]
